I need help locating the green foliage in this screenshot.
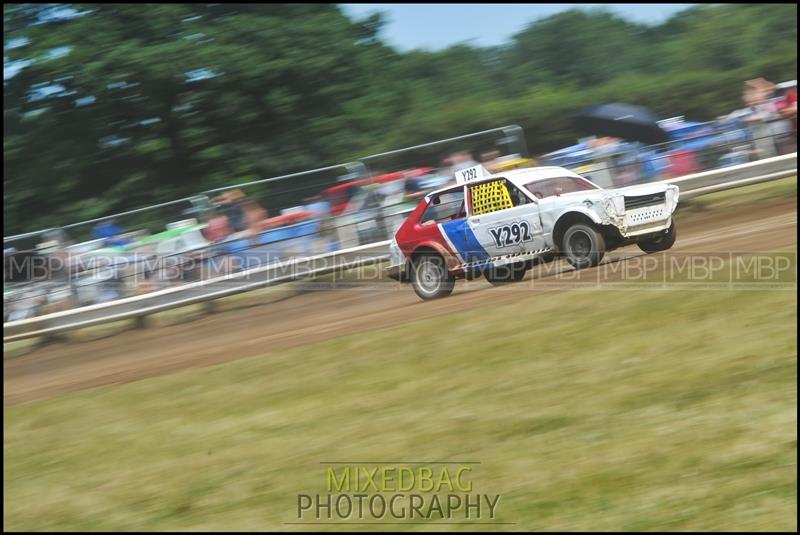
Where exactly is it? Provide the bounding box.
[3,3,797,234]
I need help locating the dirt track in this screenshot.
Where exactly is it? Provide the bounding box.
[4,197,797,406]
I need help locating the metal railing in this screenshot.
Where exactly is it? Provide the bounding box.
[541,120,796,189]
[4,126,530,320]
[4,152,796,342]
[3,122,796,328]
[4,241,393,341]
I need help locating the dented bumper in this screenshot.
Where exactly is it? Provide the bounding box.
[603,184,679,238]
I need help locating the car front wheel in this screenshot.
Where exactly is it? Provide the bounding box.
[637,222,676,253]
[562,223,606,269]
[411,253,455,300]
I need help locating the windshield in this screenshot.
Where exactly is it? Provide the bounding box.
[524,176,599,199]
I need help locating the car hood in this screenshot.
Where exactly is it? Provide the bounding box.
[536,181,678,212]
[608,182,675,196]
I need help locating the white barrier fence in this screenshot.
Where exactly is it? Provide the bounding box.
[3,153,796,342]
[666,152,797,199]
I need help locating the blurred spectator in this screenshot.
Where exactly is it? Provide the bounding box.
[305,194,338,252]
[214,189,248,232]
[777,81,798,129]
[304,194,331,218]
[774,81,797,154]
[202,208,232,242]
[614,157,640,186]
[718,144,751,168]
[667,148,700,177]
[480,149,501,170]
[587,136,622,188]
[444,151,478,176]
[242,199,274,236]
[639,148,671,181]
[93,218,132,247]
[742,78,780,158]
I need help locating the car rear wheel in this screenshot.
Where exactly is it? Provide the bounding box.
[484,262,527,285]
[562,223,605,269]
[637,222,676,253]
[411,253,455,300]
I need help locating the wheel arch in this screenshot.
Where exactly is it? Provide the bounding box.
[552,210,601,249]
[410,241,460,273]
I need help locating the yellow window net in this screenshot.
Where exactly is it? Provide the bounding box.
[469,180,513,215]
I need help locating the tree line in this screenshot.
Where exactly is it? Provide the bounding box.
[3,3,797,235]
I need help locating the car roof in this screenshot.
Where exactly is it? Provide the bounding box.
[426,166,584,199]
[502,166,584,183]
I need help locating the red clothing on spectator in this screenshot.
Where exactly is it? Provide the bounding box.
[776,89,797,130]
[667,149,700,177]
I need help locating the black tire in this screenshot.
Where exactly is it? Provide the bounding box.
[484,262,527,285]
[411,253,455,300]
[637,222,677,253]
[562,223,605,269]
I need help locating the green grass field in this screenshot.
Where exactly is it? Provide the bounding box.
[681,175,797,213]
[4,177,797,531]
[4,268,797,530]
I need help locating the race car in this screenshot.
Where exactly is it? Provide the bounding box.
[386,164,679,300]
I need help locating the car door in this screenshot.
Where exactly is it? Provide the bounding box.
[465,178,546,260]
[434,186,488,266]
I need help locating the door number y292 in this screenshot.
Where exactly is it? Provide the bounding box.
[489,221,534,248]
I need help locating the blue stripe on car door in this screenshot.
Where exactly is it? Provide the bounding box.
[441,218,490,264]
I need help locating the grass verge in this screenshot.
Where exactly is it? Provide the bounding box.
[4,279,796,531]
[680,175,796,214]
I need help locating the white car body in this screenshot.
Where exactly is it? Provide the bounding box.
[458,165,678,260]
[388,164,679,276]
[516,167,679,244]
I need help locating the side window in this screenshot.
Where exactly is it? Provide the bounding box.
[525,177,598,199]
[469,179,530,215]
[421,190,465,224]
[507,182,532,207]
